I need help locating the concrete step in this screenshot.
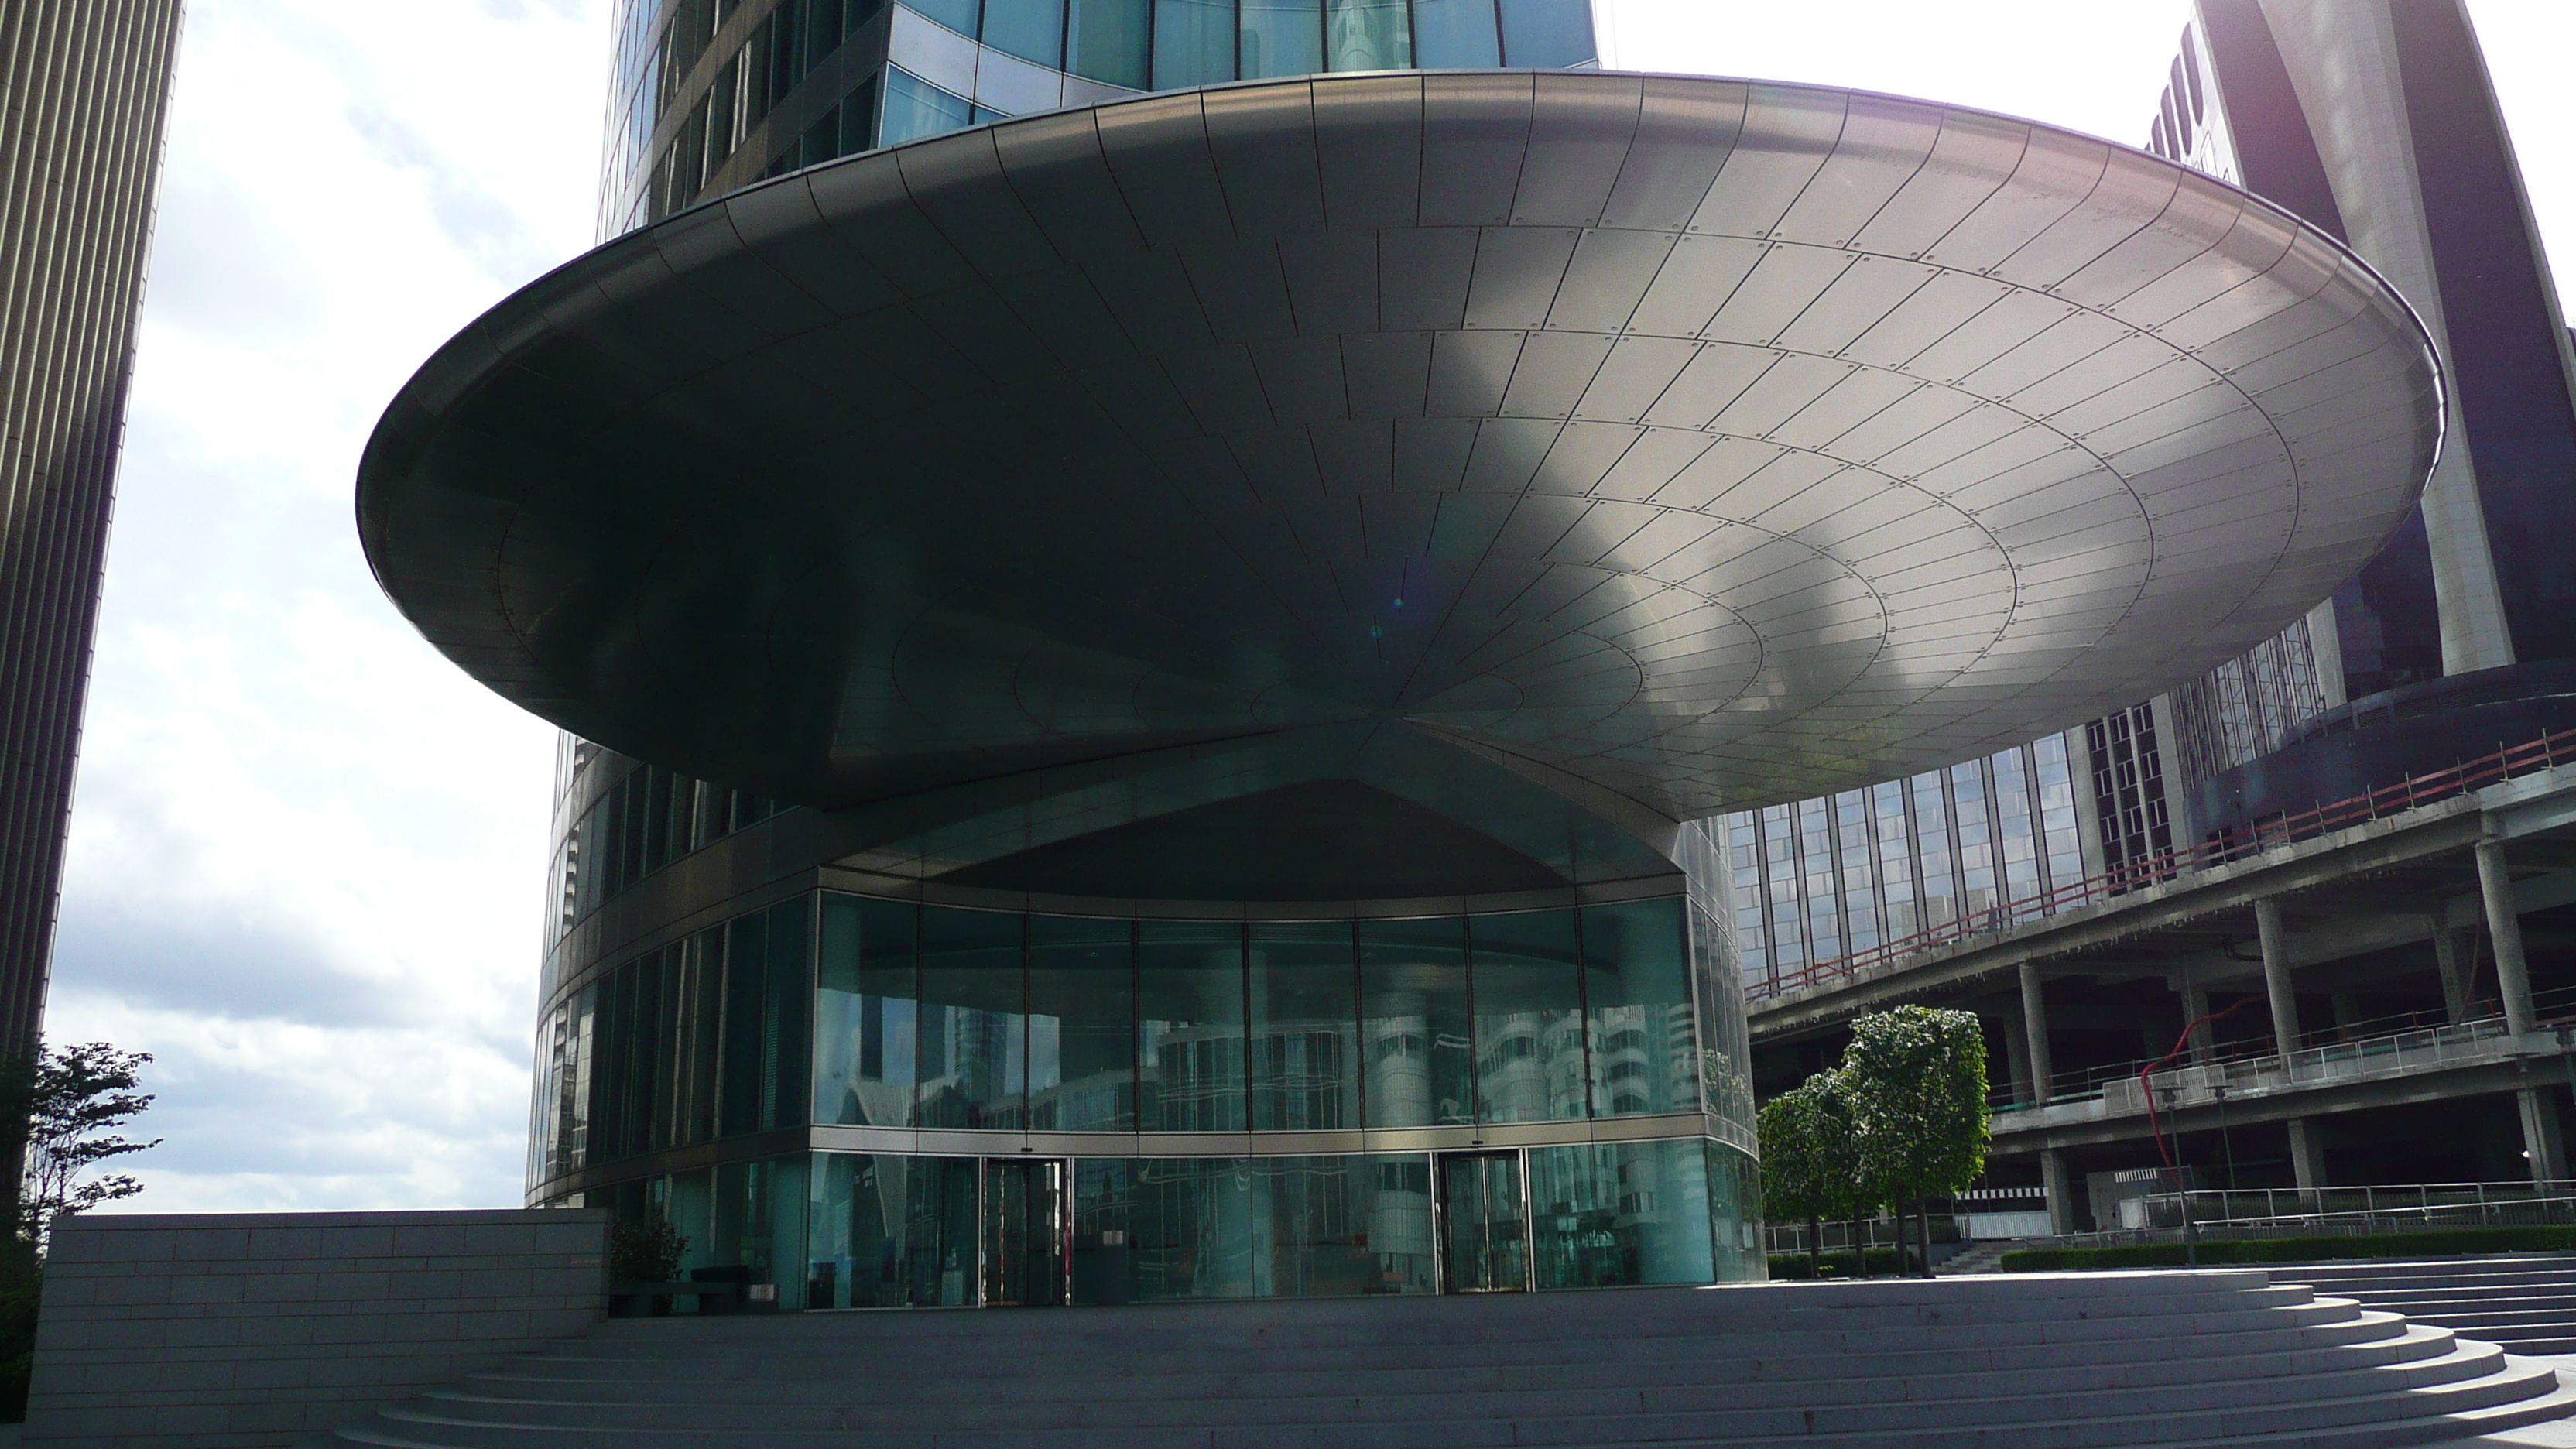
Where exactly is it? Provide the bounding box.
[2273,1258,2576,1358]
[315,1273,2576,1448]
[451,1314,2444,1405]
[1930,1239,2018,1275]
[2283,1257,2576,1287]
[337,1358,2569,1449]
[571,1273,2297,1341]
[545,1282,2340,1359]
[413,1328,2492,1429]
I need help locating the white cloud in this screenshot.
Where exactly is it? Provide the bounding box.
[52,0,2576,1214]
[52,0,605,1211]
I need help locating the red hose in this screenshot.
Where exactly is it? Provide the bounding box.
[2144,994,2269,1175]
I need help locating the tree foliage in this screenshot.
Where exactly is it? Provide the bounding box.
[1839,1006,1990,1204]
[609,1209,690,1283]
[0,1040,158,1421]
[12,1043,159,1241]
[1757,1071,1875,1224]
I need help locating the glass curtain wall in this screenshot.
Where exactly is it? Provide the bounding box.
[661,1137,1752,1310]
[544,890,1755,1307]
[1721,735,2089,992]
[532,897,810,1187]
[800,895,1726,1152]
[1248,923,1360,1131]
[1139,922,1249,1132]
[609,0,1603,236]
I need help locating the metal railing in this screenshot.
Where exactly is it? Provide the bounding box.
[1754,725,2576,1003]
[2099,1017,2540,1115]
[1985,983,2576,1115]
[2144,1180,2576,1231]
[2050,1180,2576,1250]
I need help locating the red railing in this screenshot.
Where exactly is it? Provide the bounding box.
[1751,724,2576,1002]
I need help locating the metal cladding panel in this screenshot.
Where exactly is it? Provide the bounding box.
[360,71,2443,894]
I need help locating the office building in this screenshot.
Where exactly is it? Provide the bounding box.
[361,1,2437,1303]
[1744,0,2576,1228]
[0,2,187,1071]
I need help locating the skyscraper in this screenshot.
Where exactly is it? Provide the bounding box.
[1743,0,2576,1223]
[0,2,187,1067]
[361,0,2433,1308]
[2153,0,2576,836]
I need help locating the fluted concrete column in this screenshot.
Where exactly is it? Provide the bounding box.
[2040,1149,2075,1235]
[2286,1117,2327,1192]
[2255,898,2301,1064]
[2474,840,2537,1036]
[2431,920,2472,1023]
[2018,962,2055,1102]
[2519,1089,2567,1184]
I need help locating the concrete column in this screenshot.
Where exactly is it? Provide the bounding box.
[2286,1117,2327,1192]
[2040,1149,2076,1235]
[2177,973,2215,1065]
[2431,921,2472,1023]
[2474,840,2537,1036]
[2019,962,2055,1102]
[2519,1088,2568,1184]
[2000,1014,2033,1105]
[2255,898,2302,1064]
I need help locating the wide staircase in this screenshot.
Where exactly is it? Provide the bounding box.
[314,1271,2575,1448]
[2285,1256,2576,1356]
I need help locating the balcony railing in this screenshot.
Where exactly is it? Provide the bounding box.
[1982,983,2576,1118]
[2049,1180,2576,1250]
[1752,724,2576,1003]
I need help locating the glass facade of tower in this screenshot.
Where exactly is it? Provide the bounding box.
[540,2,1767,1307]
[529,868,1761,1307]
[602,0,1599,238]
[1719,736,2089,993]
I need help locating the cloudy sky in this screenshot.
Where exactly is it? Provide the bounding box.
[51,0,2576,1213]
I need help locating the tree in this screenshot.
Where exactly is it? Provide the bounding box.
[1757,1070,1879,1276]
[609,1208,689,1283]
[1759,1078,1834,1274]
[0,1040,156,1421]
[1840,1007,1990,1277]
[14,1043,159,1242]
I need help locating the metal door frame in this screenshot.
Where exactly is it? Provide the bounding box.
[1433,1147,1533,1293]
[979,1156,1072,1307]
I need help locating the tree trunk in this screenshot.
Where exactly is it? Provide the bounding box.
[1807,1215,1821,1276]
[1849,1216,1867,1277]
[1917,1198,1935,1277]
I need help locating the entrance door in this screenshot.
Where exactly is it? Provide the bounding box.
[1437,1151,1529,1293]
[981,1159,1069,1307]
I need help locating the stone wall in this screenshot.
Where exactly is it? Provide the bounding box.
[24,1208,609,1447]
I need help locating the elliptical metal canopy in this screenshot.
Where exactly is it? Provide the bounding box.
[359,70,2439,859]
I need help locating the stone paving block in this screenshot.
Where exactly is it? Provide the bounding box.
[319,1224,396,1259]
[315,1269,392,1302]
[245,1226,323,1261]
[243,1272,320,1304]
[168,1273,245,1306]
[26,1209,608,1447]
[85,1227,177,1263]
[390,1223,469,1256]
